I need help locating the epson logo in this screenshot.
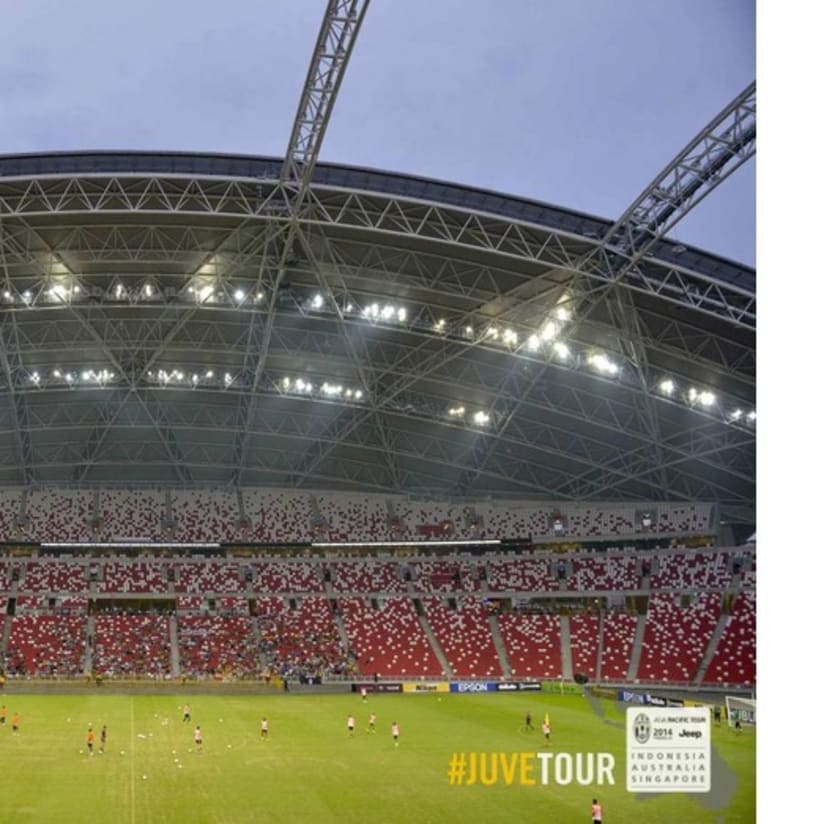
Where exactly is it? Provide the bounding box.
[457,682,489,692]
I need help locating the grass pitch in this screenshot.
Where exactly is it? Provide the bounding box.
[0,691,755,823]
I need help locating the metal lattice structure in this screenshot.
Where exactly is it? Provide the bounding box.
[0,2,755,524]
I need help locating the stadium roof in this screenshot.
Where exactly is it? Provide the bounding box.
[0,148,755,522]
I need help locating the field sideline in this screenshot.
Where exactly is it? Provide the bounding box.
[0,692,755,823]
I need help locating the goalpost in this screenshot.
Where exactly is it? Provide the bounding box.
[725,695,756,727]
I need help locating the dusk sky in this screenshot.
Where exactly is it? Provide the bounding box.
[0,0,755,265]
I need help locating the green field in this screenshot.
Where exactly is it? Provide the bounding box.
[0,691,755,823]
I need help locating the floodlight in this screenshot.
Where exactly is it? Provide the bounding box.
[589,353,618,375]
[541,321,558,342]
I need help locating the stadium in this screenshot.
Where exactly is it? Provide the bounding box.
[0,2,756,822]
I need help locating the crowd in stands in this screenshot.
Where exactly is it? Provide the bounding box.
[5,615,86,677]
[93,611,172,679]
[177,615,259,678]
[257,596,354,683]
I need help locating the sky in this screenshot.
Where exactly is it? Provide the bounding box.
[0,0,755,265]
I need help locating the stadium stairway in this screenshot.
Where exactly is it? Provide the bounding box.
[558,615,573,680]
[249,613,267,673]
[324,580,354,661]
[595,611,605,682]
[84,614,95,675]
[626,613,648,682]
[693,612,732,685]
[487,613,512,677]
[1,612,12,661]
[169,613,181,677]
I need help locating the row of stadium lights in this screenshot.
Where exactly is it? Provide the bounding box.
[24,367,498,428]
[312,293,754,427]
[13,282,754,428]
[657,379,756,424]
[27,363,755,430]
[280,376,364,402]
[1,283,268,305]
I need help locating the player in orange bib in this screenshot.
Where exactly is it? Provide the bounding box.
[87,727,95,754]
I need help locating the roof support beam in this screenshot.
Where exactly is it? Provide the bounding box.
[231,0,370,484]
